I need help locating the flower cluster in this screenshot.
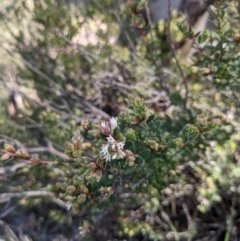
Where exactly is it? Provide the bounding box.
[100,117,118,136]
[100,117,126,162]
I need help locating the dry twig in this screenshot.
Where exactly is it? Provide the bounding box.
[167,0,189,111]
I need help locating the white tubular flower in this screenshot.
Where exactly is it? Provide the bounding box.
[109,117,118,131]
[117,142,125,149]
[106,135,115,144]
[117,142,126,159]
[100,143,111,162]
[100,120,111,136]
[100,121,107,129]
[100,117,118,136]
[100,135,126,162]
[112,154,117,160]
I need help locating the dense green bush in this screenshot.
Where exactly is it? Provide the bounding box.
[1,0,240,240]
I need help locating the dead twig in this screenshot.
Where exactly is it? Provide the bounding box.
[0,190,53,199]
[26,146,69,160]
[0,204,18,219]
[0,162,31,176]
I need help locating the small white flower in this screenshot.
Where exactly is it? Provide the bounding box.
[100,143,109,154]
[117,142,125,149]
[111,144,116,151]
[107,135,115,144]
[109,117,118,131]
[100,136,126,162]
[99,119,126,162]
[105,154,111,162]
[100,143,109,156]
[101,121,107,129]
[118,151,126,159]
[100,117,118,136]
[112,154,117,160]
[100,143,112,162]
[100,120,111,136]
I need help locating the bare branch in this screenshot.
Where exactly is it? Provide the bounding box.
[0,162,31,176]
[55,31,97,63]
[0,205,18,219]
[26,146,69,160]
[0,190,53,199]
[167,0,189,111]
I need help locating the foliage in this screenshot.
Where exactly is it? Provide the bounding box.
[0,0,240,240]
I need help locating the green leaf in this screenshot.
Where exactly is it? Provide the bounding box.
[135,156,144,165]
[79,166,89,175]
[125,141,136,152]
[113,127,120,138]
[147,114,155,123]
[210,5,217,14]
[125,166,136,174]
[139,148,150,161]
[198,30,208,44]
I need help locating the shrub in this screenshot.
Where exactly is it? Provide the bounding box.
[1,0,240,240]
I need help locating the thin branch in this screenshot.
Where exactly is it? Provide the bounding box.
[0,190,53,199]
[145,13,167,92]
[161,208,180,241]
[26,146,69,160]
[72,89,110,119]
[112,0,137,56]
[0,220,19,241]
[55,31,96,63]
[167,0,189,111]
[0,134,25,149]
[181,198,195,241]
[22,93,82,123]
[0,162,31,176]
[0,205,18,219]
